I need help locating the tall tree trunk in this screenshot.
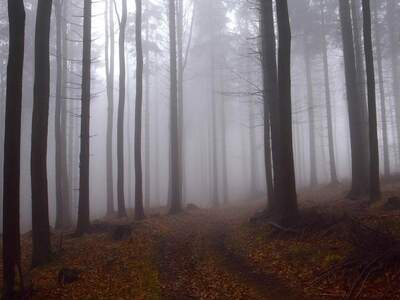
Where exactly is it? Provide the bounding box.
[339,0,369,198]
[303,34,317,186]
[105,0,115,215]
[144,11,151,210]
[320,0,339,184]
[219,71,229,204]
[168,0,182,214]
[210,49,219,207]
[177,0,185,204]
[55,0,72,230]
[362,0,380,201]
[275,0,298,225]
[117,0,127,218]
[31,0,52,267]
[76,0,92,235]
[135,0,145,219]
[260,0,278,212]
[373,0,390,177]
[2,0,25,296]
[387,0,400,161]
[351,0,370,176]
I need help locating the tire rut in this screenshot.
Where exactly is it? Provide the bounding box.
[154,211,311,300]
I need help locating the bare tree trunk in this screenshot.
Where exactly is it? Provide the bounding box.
[320,0,339,184]
[339,0,369,198]
[168,0,182,214]
[275,0,298,225]
[362,0,380,201]
[55,0,72,230]
[260,0,277,212]
[219,70,229,204]
[387,0,400,162]
[373,0,390,177]
[117,0,127,218]
[351,0,370,168]
[105,0,115,215]
[177,0,185,204]
[210,49,219,207]
[2,0,25,296]
[135,0,145,219]
[303,34,317,187]
[31,0,52,267]
[76,0,92,235]
[144,10,151,210]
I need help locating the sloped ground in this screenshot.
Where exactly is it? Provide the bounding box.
[1,183,400,299]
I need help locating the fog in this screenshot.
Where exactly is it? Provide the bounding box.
[0,0,398,230]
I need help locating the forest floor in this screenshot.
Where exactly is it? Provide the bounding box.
[2,182,400,299]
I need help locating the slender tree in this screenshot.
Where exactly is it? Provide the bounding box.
[260,0,278,212]
[387,0,400,159]
[168,0,182,214]
[135,0,145,219]
[274,0,298,224]
[338,0,369,198]
[320,0,338,184]
[31,0,53,267]
[76,0,92,235]
[105,0,115,215]
[55,0,72,229]
[2,0,25,296]
[144,6,151,210]
[303,31,317,186]
[117,0,128,217]
[372,0,389,177]
[362,0,380,201]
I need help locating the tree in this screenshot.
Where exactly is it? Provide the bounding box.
[274,0,298,224]
[31,0,53,267]
[105,0,115,215]
[54,0,72,230]
[338,0,369,199]
[303,22,318,187]
[260,0,278,211]
[362,0,380,201]
[144,3,151,210]
[372,0,389,177]
[76,0,92,235]
[2,0,25,296]
[135,0,145,219]
[168,0,182,214]
[387,0,400,160]
[320,0,339,184]
[117,0,128,218]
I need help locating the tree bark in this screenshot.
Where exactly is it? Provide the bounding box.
[373,0,390,177]
[105,0,115,215]
[362,0,380,201]
[55,0,72,230]
[168,0,182,214]
[117,0,127,218]
[135,0,145,219]
[274,0,298,224]
[260,0,278,212]
[303,34,317,187]
[2,0,25,296]
[76,0,92,235]
[387,0,400,161]
[338,0,369,198]
[31,0,53,267]
[320,0,339,184]
[144,9,151,210]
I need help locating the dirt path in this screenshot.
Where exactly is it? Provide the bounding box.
[155,208,307,300]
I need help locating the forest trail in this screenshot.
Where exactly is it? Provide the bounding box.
[155,207,306,300]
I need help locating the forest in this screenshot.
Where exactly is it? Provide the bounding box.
[1,0,400,299]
